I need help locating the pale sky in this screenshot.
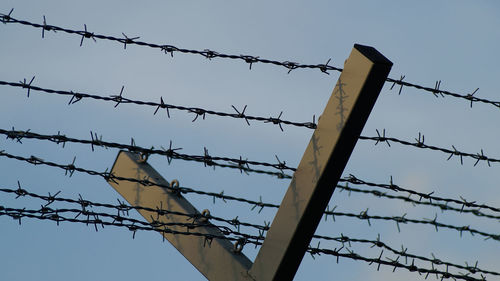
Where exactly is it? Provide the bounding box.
[1,1,499,281]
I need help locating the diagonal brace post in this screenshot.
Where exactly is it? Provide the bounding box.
[107,152,252,281]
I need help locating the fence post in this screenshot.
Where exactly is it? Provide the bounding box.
[247,44,392,281]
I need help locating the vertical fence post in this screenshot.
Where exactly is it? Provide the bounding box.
[247,44,392,281]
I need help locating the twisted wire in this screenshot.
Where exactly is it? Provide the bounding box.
[2,11,497,112]
[0,150,498,242]
[3,128,500,217]
[341,175,500,215]
[308,246,485,281]
[2,184,496,277]
[0,185,268,232]
[312,233,497,277]
[0,79,317,131]
[387,77,497,110]
[4,122,499,223]
[359,130,500,167]
[0,206,261,244]
[336,184,500,221]
[0,150,284,207]
[0,127,294,177]
[4,126,499,175]
[0,12,340,74]
[1,205,488,280]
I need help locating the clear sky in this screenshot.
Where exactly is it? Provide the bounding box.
[1,1,500,281]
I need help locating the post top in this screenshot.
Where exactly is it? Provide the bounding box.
[354,44,393,66]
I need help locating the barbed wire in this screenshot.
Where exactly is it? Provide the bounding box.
[0,10,340,74]
[0,127,294,178]
[3,126,499,178]
[0,184,268,233]
[0,205,262,245]
[0,197,494,280]
[2,183,497,278]
[322,207,500,241]
[1,144,498,225]
[359,130,499,167]
[335,184,500,222]
[387,76,498,110]
[2,11,497,113]
[1,204,489,280]
[0,79,317,131]
[1,9,498,281]
[0,149,287,208]
[340,175,500,215]
[308,246,486,281]
[2,126,498,223]
[1,149,498,242]
[2,123,499,217]
[312,233,498,278]
[3,125,500,224]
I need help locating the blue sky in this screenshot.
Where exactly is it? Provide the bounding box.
[1,1,500,280]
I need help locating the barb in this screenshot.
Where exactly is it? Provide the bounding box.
[0,128,293,177]
[0,79,317,131]
[360,130,499,167]
[0,12,341,74]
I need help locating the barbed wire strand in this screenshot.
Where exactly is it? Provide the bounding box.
[0,11,340,74]
[0,127,294,177]
[335,184,500,221]
[1,11,497,112]
[2,127,499,217]
[308,246,486,281]
[0,206,488,281]
[3,126,499,177]
[0,205,261,245]
[0,149,284,208]
[359,129,499,167]
[0,185,268,232]
[0,79,317,131]
[0,150,499,242]
[312,233,498,277]
[340,175,500,216]
[2,184,497,278]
